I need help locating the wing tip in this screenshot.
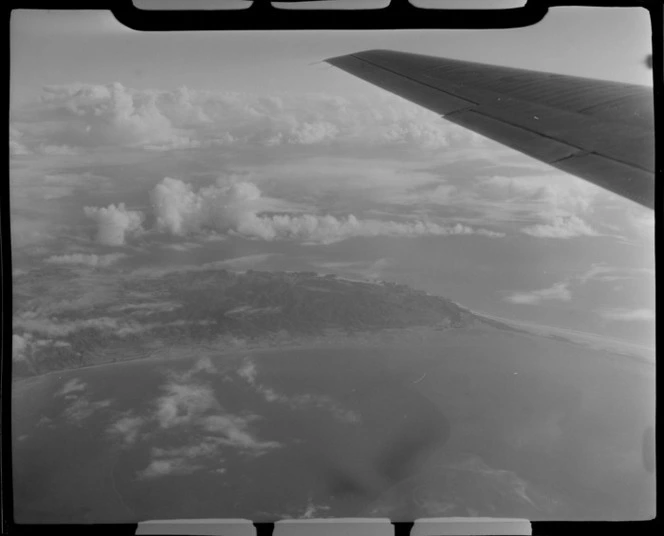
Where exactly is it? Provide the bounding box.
[324,49,396,66]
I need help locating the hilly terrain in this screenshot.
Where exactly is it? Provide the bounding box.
[13,266,516,378]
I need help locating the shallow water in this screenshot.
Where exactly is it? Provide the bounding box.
[12,329,655,522]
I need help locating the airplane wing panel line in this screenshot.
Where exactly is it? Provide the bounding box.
[326,49,654,209]
[348,53,482,106]
[341,53,652,172]
[454,108,653,173]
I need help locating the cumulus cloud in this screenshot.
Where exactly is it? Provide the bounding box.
[108,414,145,446]
[147,177,503,245]
[471,175,599,237]
[84,203,144,246]
[39,82,195,149]
[137,437,229,479]
[521,215,598,239]
[154,382,218,429]
[10,125,30,155]
[505,282,572,305]
[10,139,30,156]
[18,83,474,152]
[12,333,31,362]
[201,415,282,451]
[57,379,112,424]
[598,308,655,322]
[64,397,112,424]
[45,252,127,267]
[137,458,203,480]
[237,358,360,425]
[237,360,258,385]
[58,378,87,397]
[167,357,218,382]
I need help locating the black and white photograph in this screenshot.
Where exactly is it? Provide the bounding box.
[8,1,656,528]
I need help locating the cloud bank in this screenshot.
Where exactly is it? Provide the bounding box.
[14,83,472,153]
[84,176,504,246]
[474,175,599,239]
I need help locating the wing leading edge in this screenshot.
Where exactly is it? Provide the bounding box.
[326,49,654,209]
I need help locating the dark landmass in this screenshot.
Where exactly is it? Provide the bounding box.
[13,267,520,378]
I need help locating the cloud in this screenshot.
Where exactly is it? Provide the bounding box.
[161,242,202,252]
[154,382,218,429]
[39,82,195,149]
[147,177,503,245]
[84,203,144,246]
[168,357,219,382]
[578,263,618,284]
[129,254,276,279]
[206,254,276,270]
[505,282,572,305]
[137,437,228,479]
[108,414,145,446]
[58,378,87,397]
[14,313,200,338]
[63,396,112,424]
[37,144,78,155]
[521,215,598,239]
[10,139,30,156]
[45,252,127,267]
[577,263,654,285]
[237,358,360,425]
[201,415,282,451]
[10,125,30,155]
[16,83,477,153]
[598,308,655,322]
[313,258,391,281]
[108,301,182,315]
[468,175,599,237]
[137,458,203,480]
[15,315,123,337]
[237,360,258,385]
[12,333,32,362]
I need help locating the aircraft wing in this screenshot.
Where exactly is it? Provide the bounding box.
[326,49,654,209]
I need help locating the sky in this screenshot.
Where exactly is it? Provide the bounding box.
[10,7,655,348]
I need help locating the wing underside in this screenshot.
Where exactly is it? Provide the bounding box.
[326,49,654,209]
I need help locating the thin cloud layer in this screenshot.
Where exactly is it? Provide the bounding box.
[505,282,572,305]
[45,252,127,267]
[598,308,655,322]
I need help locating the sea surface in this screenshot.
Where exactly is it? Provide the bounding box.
[12,327,655,523]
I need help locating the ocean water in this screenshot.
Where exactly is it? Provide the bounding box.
[11,329,656,523]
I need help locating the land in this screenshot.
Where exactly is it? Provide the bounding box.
[12,266,496,378]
